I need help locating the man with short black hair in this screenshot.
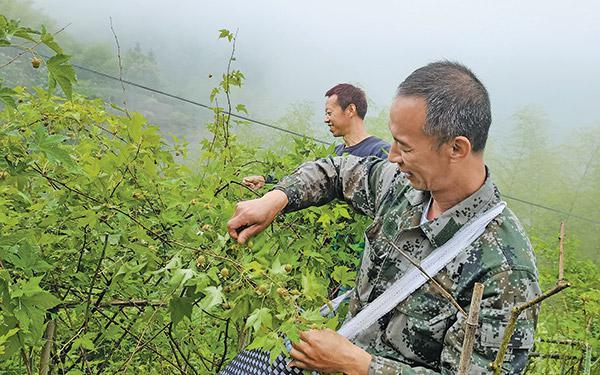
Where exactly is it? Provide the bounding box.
[325,83,389,159]
[229,61,540,374]
[242,83,389,190]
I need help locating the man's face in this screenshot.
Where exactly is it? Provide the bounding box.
[387,96,452,192]
[324,95,349,137]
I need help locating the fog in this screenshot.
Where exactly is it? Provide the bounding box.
[21,0,600,141]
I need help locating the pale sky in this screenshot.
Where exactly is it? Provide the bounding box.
[32,0,600,139]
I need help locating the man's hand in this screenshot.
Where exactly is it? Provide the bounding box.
[288,329,371,375]
[227,190,288,244]
[242,175,266,190]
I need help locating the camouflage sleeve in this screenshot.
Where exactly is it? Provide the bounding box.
[273,155,399,218]
[368,269,539,374]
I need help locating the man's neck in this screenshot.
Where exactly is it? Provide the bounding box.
[342,123,370,147]
[427,162,487,221]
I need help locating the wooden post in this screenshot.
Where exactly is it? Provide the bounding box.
[458,283,484,375]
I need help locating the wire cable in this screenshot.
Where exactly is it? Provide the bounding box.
[70,61,332,146]
[20,52,600,226]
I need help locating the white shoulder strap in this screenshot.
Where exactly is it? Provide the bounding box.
[337,201,506,340]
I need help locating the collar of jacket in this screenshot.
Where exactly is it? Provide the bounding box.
[402,167,503,248]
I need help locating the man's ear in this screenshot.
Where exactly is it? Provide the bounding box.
[450,136,472,160]
[345,103,357,117]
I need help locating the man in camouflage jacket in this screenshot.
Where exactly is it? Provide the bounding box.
[227,61,541,374]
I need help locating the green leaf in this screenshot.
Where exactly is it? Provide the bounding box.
[218,29,231,39]
[72,333,95,351]
[169,296,194,325]
[46,54,76,99]
[31,125,74,166]
[40,29,63,54]
[279,319,300,343]
[301,272,328,301]
[0,328,19,356]
[209,87,220,103]
[127,112,146,143]
[333,205,352,219]
[268,338,286,363]
[199,286,223,310]
[331,266,356,287]
[168,268,195,290]
[0,85,17,109]
[270,258,285,275]
[245,307,272,333]
[235,104,248,114]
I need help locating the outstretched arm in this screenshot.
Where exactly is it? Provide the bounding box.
[228,156,396,244]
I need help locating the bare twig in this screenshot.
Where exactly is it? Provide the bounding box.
[458,283,484,375]
[559,221,565,281]
[58,299,167,309]
[92,308,184,373]
[166,323,199,375]
[31,165,171,245]
[109,17,130,119]
[216,318,231,373]
[383,237,468,317]
[120,291,177,373]
[528,352,581,360]
[83,234,109,329]
[491,284,570,374]
[214,180,261,198]
[60,227,88,301]
[539,338,585,347]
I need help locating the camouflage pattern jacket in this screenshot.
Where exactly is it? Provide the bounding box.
[275,155,541,374]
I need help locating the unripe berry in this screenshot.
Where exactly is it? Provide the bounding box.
[256,284,268,295]
[31,57,41,69]
[220,267,229,278]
